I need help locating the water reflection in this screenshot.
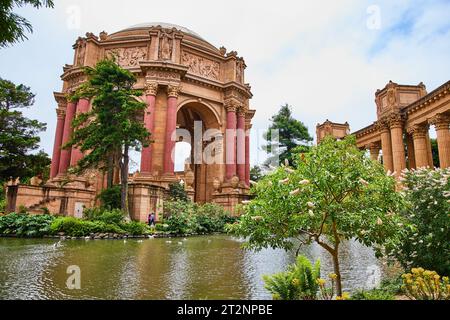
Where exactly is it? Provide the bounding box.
[0,236,393,300]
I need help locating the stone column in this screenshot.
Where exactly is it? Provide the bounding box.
[406,134,416,170]
[368,143,380,161]
[58,100,78,174]
[430,114,450,168]
[389,116,406,176]
[425,133,434,167]
[225,102,237,180]
[245,123,252,186]
[236,108,246,182]
[378,122,394,172]
[50,108,66,178]
[70,98,90,167]
[163,85,180,175]
[140,82,158,174]
[408,124,430,169]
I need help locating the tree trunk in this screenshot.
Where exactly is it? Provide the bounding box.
[332,247,343,297]
[106,154,114,189]
[120,144,130,221]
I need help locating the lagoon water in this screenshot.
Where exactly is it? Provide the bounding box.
[0,235,393,300]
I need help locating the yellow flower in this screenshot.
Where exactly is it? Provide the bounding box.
[342,292,351,300]
[329,273,338,280]
[292,278,300,286]
[442,277,448,282]
[434,275,441,281]
[317,279,326,286]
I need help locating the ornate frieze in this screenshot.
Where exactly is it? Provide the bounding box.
[181,51,220,81]
[146,70,181,82]
[105,47,147,67]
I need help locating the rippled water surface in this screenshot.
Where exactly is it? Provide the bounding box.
[0,236,393,300]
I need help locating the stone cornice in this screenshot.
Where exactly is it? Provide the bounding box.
[405,80,450,116]
[353,123,377,137]
[61,66,85,82]
[53,92,67,107]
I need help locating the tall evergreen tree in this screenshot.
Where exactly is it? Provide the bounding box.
[263,104,312,166]
[0,78,49,183]
[0,0,54,47]
[67,59,150,218]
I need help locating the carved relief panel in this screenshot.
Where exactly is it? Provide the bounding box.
[105,47,147,67]
[181,51,220,81]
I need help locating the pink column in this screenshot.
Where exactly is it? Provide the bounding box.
[50,109,66,178]
[141,83,158,173]
[70,98,90,167]
[163,85,179,175]
[236,110,246,182]
[245,124,251,186]
[225,104,237,180]
[58,100,78,174]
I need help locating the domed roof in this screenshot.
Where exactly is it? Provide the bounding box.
[109,22,219,53]
[120,22,204,40]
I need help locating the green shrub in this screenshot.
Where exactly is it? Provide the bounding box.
[98,186,121,209]
[263,271,299,300]
[388,168,450,276]
[0,213,55,237]
[351,289,395,300]
[263,255,321,300]
[84,207,125,225]
[168,182,190,202]
[120,221,150,236]
[49,217,125,237]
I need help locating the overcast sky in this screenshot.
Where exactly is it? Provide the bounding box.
[0,0,449,169]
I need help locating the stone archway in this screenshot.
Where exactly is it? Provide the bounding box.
[176,101,222,203]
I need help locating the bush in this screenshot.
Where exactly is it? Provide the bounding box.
[389,168,450,276]
[84,207,125,225]
[402,268,449,300]
[120,221,151,236]
[168,182,190,202]
[162,201,236,235]
[98,186,121,209]
[351,289,395,300]
[49,217,126,237]
[0,213,55,237]
[263,255,321,300]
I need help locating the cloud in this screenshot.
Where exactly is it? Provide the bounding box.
[0,0,449,166]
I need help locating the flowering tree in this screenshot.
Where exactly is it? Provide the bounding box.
[231,136,405,296]
[389,168,450,276]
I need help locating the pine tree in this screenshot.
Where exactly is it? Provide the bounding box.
[66,59,150,219]
[263,104,312,166]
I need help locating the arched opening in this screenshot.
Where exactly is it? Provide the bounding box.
[176,101,222,203]
[174,141,192,172]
